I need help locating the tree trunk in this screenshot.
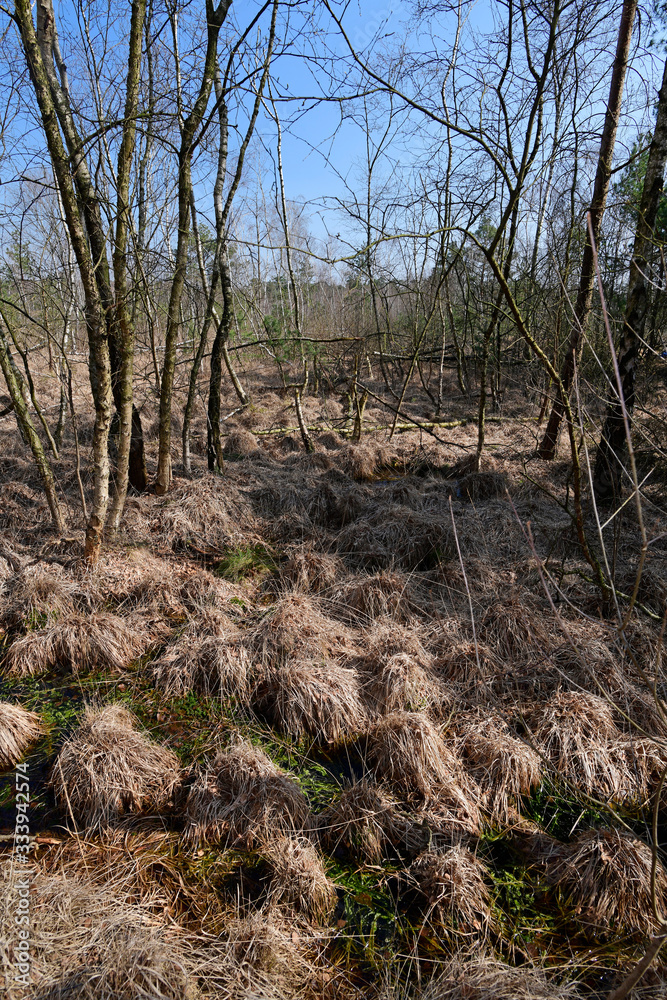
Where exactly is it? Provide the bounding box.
[155,0,232,494]
[0,314,64,533]
[539,0,638,459]
[593,55,667,500]
[108,0,147,531]
[15,0,112,562]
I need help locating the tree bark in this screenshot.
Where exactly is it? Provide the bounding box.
[538,0,638,459]
[35,0,148,495]
[15,0,112,562]
[155,0,232,494]
[108,0,148,531]
[593,55,667,500]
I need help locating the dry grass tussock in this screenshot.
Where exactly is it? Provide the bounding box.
[478,593,553,662]
[52,704,181,829]
[316,778,423,862]
[407,845,492,935]
[328,569,423,623]
[363,653,440,715]
[457,714,542,822]
[336,504,454,570]
[0,860,314,1000]
[90,548,188,617]
[151,608,251,700]
[317,430,344,450]
[0,701,45,769]
[619,735,667,804]
[264,835,338,922]
[543,827,667,933]
[183,738,310,846]
[225,909,320,992]
[0,564,97,631]
[433,641,505,704]
[285,449,336,473]
[381,952,581,999]
[456,470,508,502]
[359,618,432,667]
[0,480,75,534]
[275,545,346,595]
[304,476,373,530]
[364,713,480,830]
[524,691,634,800]
[4,611,155,677]
[249,592,356,666]
[334,440,399,480]
[150,474,259,551]
[223,426,261,457]
[254,660,367,744]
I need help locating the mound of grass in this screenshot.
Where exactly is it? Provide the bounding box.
[183,737,311,846]
[52,703,182,829]
[0,701,45,769]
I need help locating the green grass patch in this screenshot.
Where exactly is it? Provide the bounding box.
[214,543,278,582]
[521,779,616,840]
[326,858,403,969]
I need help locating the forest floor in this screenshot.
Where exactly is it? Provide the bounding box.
[1,359,667,1000]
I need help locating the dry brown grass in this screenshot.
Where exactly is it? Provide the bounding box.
[544,827,667,933]
[384,951,581,999]
[286,450,336,473]
[151,474,259,552]
[264,835,338,922]
[336,505,454,570]
[457,470,508,501]
[364,713,480,831]
[250,591,356,667]
[619,735,667,805]
[224,427,261,457]
[363,653,438,715]
[0,564,96,631]
[478,593,552,662]
[305,476,373,530]
[151,609,251,700]
[433,641,506,704]
[4,611,155,677]
[91,549,190,619]
[407,845,492,935]
[458,714,542,822]
[1,859,313,1000]
[183,738,310,846]
[317,431,345,450]
[524,691,631,799]
[329,569,423,623]
[359,618,432,667]
[335,440,399,480]
[52,704,181,829]
[0,701,45,769]
[226,909,318,990]
[253,660,367,744]
[275,545,346,595]
[316,779,421,862]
